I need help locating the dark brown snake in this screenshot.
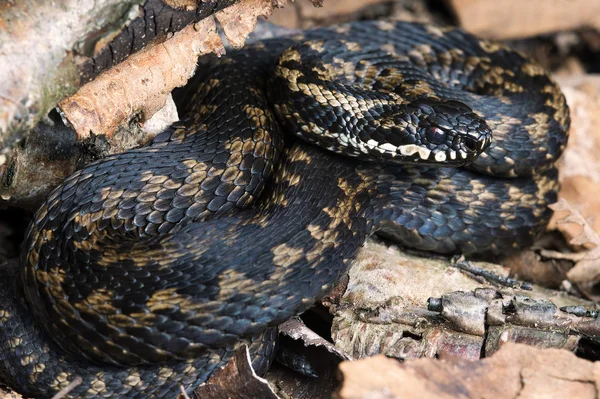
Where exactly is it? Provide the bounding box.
[0,20,569,398]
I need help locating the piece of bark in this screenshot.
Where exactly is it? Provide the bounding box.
[0,0,298,208]
[0,0,145,145]
[446,0,600,39]
[279,317,352,361]
[58,16,225,140]
[215,0,280,48]
[0,0,244,146]
[336,343,600,399]
[83,0,239,81]
[265,319,344,399]
[61,0,303,139]
[265,343,341,399]
[330,239,595,362]
[0,94,179,210]
[0,117,81,209]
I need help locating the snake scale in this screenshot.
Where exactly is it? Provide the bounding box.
[0,20,569,398]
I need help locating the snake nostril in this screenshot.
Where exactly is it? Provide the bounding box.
[463,137,480,152]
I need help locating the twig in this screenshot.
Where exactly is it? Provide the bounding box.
[452,256,532,290]
[539,249,586,262]
[179,385,192,399]
[51,376,82,399]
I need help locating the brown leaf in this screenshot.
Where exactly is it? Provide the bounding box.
[270,0,394,29]
[550,77,600,245]
[503,250,568,289]
[547,200,600,297]
[550,199,600,249]
[336,343,600,399]
[194,345,279,399]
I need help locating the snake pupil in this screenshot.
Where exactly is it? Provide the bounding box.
[425,126,447,145]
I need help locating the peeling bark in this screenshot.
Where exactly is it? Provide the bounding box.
[0,0,308,208]
[330,240,597,362]
[82,0,239,81]
[0,0,145,144]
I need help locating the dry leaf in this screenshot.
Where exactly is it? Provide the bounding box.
[550,77,600,243]
[194,345,279,399]
[336,343,600,399]
[548,200,600,297]
[503,249,568,289]
[270,0,393,28]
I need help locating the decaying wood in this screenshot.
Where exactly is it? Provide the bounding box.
[0,0,314,208]
[0,0,145,145]
[59,16,225,141]
[329,240,597,361]
[82,0,239,82]
[61,0,301,141]
[0,0,246,145]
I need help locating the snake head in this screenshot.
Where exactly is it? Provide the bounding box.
[378,98,493,166]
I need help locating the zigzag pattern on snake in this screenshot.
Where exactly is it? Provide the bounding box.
[0,20,569,398]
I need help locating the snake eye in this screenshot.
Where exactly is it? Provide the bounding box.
[425,126,446,145]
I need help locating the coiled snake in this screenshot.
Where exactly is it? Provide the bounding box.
[0,21,569,398]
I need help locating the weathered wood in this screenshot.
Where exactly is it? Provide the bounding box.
[0,0,239,146]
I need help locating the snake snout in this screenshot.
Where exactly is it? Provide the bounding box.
[455,120,492,163]
[417,104,492,166]
[466,121,493,154]
[444,104,493,155]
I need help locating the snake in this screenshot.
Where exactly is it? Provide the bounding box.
[0,20,569,398]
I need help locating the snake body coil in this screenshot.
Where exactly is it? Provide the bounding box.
[0,21,568,398]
